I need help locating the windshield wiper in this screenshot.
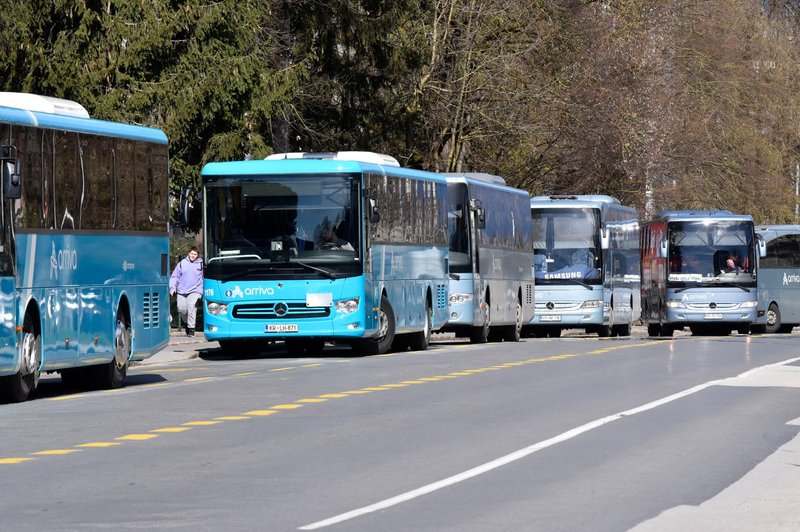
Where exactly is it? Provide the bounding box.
[674,281,751,293]
[292,260,338,280]
[537,278,594,290]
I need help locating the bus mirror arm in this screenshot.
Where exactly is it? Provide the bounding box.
[1,146,21,200]
[757,235,766,258]
[600,227,610,250]
[658,238,668,258]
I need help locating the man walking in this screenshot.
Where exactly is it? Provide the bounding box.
[170,246,203,336]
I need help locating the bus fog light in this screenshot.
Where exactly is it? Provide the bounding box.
[207,302,228,315]
[449,293,472,305]
[739,301,757,308]
[207,325,218,332]
[666,299,683,308]
[336,298,360,313]
[347,322,360,329]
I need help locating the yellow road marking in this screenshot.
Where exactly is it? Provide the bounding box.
[76,442,121,448]
[243,410,277,416]
[186,377,212,382]
[301,364,323,368]
[136,367,202,374]
[271,404,303,410]
[182,421,221,426]
[116,434,159,441]
[270,367,296,372]
[235,372,257,376]
[319,393,350,398]
[48,394,85,401]
[420,377,443,381]
[151,427,192,433]
[0,458,34,464]
[400,380,426,384]
[214,416,250,421]
[297,398,328,403]
[32,449,82,456]
[361,387,389,391]
[435,375,459,379]
[340,390,370,394]
[382,384,409,388]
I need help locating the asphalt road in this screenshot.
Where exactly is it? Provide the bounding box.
[1,330,800,531]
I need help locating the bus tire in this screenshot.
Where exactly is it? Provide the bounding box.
[408,304,432,351]
[284,338,306,356]
[613,324,631,336]
[737,324,750,335]
[470,302,490,344]
[660,324,674,337]
[94,309,130,389]
[765,303,781,334]
[0,313,41,403]
[503,300,523,342]
[647,323,660,336]
[354,295,395,355]
[597,325,612,337]
[304,338,326,354]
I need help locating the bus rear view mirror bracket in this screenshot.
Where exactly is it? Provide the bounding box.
[178,186,192,226]
[369,197,380,224]
[0,145,21,199]
[470,200,486,229]
[757,234,766,258]
[600,227,610,250]
[658,237,668,258]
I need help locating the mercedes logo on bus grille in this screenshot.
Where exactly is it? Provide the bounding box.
[709,302,717,309]
[274,302,288,316]
[546,302,555,310]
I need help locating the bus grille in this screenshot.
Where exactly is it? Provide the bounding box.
[231,303,331,320]
[535,301,582,312]
[142,292,160,329]
[437,284,447,310]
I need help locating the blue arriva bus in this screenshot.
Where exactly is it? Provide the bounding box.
[440,173,534,342]
[526,195,640,337]
[201,151,449,355]
[641,210,763,336]
[752,225,800,334]
[0,93,170,401]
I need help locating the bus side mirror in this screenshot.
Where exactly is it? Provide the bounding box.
[178,186,191,226]
[1,146,21,200]
[658,237,668,258]
[757,235,766,258]
[475,207,486,229]
[368,197,380,224]
[600,227,610,250]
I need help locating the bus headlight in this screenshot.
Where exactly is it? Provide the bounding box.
[207,302,228,315]
[739,301,757,308]
[449,293,473,305]
[666,299,684,308]
[336,298,360,313]
[581,300,603,309]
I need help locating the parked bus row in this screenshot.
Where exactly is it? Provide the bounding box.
[2,92,799,403]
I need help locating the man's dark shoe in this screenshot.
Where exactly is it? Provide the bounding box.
[186,328,195,337]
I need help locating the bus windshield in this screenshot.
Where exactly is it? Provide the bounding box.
[532,208,601,284]
[667,220,755,286]
[204,174,361,280]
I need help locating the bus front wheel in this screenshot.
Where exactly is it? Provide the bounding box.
[408,304,432,351]
[765,303,781,334]
[0,314,41,402]
[470,302,490,344]
[354,296,395,355]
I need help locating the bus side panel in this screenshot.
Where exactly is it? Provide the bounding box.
[0,278,18,376]
[370,243,448,335]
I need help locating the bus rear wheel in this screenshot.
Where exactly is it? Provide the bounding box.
[0,314,41,403]
[470,303,490,344]
[502,301,522,342]
[408,304,432,351]
[93,310,130,390]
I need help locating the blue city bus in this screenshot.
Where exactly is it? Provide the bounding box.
[440,173,534,342]
[640,210,764,336]
[0,93,170,402]
[201,151,449,355]
[751,225,800,333]
[526,195,640,337]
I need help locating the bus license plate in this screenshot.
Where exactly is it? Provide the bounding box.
[703,313,723,320]
[266,324,298,333]
[540,315,561,322]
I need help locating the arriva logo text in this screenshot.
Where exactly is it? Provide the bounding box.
[783,272,800,286]
[50,242,78,280]
[224,285,275,299]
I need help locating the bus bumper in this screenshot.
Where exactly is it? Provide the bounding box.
[528,304,605,326]
[666,306,756,324]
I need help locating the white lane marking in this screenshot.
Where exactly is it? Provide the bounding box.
[299,356,800,530]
